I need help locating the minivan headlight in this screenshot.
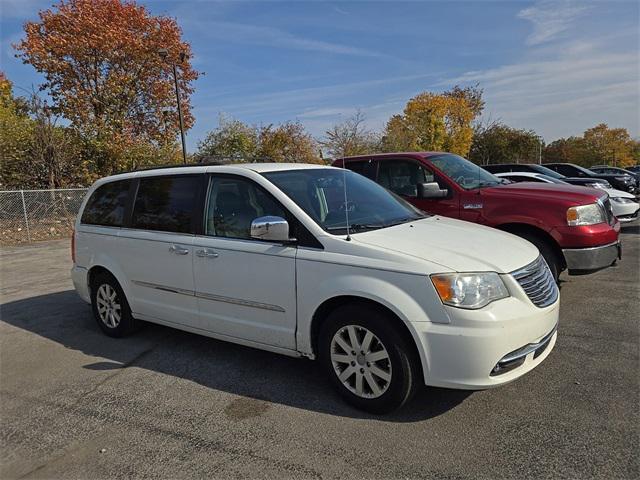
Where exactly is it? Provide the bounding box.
[430,272,509,309]
[566,203,605,226]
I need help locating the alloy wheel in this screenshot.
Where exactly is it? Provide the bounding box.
[330,325,392,399]
[96,284,121,328]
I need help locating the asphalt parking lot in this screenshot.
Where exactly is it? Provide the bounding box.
[1,227,638,479]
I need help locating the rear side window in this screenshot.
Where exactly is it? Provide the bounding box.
[132,175,200,233]
[553,165,577,176]
[81,180,131,227]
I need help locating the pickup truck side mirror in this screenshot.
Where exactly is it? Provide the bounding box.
[417,182,448,199]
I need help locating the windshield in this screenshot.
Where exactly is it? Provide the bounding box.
[263,168,426,235]
[429,154,502,189]
[532,165,565,179]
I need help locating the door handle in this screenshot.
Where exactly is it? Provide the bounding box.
[196,249,219,258]
[169,244,189,255]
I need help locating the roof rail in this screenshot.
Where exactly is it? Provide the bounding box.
[122,161,223,174]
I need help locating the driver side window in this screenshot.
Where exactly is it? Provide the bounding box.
[377,160,434,197]
[205,176,287,240]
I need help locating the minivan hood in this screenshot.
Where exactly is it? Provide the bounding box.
[353,216,539,273]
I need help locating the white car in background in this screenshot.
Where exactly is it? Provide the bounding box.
[71,164,559,413]
[495,172,639,223]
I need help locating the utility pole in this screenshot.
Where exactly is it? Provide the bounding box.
[158,49,187,164]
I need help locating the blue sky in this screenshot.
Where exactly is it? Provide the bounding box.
[1,0,638,152]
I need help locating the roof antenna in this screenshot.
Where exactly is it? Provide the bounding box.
[341,157,351,241]
[477,157,482,196]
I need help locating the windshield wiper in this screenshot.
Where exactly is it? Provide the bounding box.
[477,181,500,188]
[325,223,385,232]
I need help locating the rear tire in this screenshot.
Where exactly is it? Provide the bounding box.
[90,272,138,338]
[319,304,420,414]
[517,232,562,281]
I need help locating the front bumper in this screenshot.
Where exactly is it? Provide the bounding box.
[618,210,639,223]
[611,200,639,222]
[563,241,621,273]
[413,285,559,389]
[614,202,639,223]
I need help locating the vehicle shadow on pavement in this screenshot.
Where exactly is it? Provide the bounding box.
[0,290,472,422]
[621,224,639,235]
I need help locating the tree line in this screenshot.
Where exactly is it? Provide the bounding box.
[1,0,638,190]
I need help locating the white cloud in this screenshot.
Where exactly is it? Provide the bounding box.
[518,0,590,45]
[298,107,357,119]
[198,73,439,118]
[186,20,383,57]
[446,45,639,141]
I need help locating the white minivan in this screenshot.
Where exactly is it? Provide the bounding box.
[72,163,559,413]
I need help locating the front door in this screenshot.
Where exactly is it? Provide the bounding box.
[376,159,460,218]
[193,174,297,350]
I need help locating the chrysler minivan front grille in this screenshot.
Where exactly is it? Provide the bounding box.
[511,256,559,308]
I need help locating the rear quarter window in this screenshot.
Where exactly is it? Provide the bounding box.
[81,180,131,227]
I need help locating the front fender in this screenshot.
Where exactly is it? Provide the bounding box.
[295,261,449,377]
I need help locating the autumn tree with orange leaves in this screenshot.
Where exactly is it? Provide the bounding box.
[14,0,199,173]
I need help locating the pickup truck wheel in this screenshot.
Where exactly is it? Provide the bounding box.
[319,304,419,414]
[518,233,561,281]
[91,272,138,338]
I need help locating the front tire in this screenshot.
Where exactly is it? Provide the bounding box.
[319,304,420,414]
[90,272,138,337]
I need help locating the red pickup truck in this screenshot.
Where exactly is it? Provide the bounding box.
[334,152,621,280]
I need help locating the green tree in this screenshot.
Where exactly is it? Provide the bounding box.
[28,93,90,188]
[544,136,592,165]
[469,121,542,165]
[381,91,475,156]
[544,124,638,167]
[195,114,259,163]
[196,117,322,164]
[258,121,322,164]
[0,73,34,188]
[321,110,380,158]
[583,123,635,167]
[0,73,92,189]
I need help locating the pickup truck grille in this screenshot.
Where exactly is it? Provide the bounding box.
[511,256,559,308]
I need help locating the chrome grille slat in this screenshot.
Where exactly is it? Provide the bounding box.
[511,256,559,308]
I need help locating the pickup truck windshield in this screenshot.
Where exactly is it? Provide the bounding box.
[263,169,426,235]
[430,154,502,190]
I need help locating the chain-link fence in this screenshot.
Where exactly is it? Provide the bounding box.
[0,188,88,246]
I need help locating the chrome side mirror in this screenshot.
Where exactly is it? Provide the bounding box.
[250,216,294,242]
[417,182,448,199]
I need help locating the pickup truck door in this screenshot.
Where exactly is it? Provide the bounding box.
[458,190,486,224]
[375,159,460,218]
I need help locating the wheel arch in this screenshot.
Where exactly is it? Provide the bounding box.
[309,295,424,381]
[87,264,128,299]
[496,222,566,270]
